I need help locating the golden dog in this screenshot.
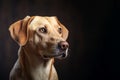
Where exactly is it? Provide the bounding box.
[9,16,69,80]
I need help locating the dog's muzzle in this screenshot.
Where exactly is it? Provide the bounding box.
[57,41,69,59]
[42,41,69,59]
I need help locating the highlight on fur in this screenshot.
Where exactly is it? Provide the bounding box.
[9,16,69,80]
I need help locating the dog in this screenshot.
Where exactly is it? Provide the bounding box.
[9,16,69,80]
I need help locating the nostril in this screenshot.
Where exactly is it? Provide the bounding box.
[58,41,69,50]
[62,45,66,49]
[61,43,68,49]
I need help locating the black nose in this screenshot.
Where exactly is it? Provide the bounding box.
[58,41,69,50]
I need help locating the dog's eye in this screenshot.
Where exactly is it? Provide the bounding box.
[58,28,62,34]
[39,27,47,33]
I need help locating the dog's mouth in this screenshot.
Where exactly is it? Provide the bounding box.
[42,48,69,59]
[40,41,69,59]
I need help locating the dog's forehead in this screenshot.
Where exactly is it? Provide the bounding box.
[29,16,59,30]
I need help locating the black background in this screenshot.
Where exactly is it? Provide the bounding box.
[0,0,119,80]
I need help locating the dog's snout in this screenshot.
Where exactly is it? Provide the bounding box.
[58,41,69,50]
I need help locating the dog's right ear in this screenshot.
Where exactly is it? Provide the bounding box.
[9,16,33,46]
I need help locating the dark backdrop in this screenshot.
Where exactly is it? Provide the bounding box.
[0,0,119,80]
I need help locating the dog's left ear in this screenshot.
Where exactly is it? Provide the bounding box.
[9,16,34,46]
[60,23,69,40]
[55,17,69,40]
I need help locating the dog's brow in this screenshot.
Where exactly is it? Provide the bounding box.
[45,17,58,25]
[9,16,69,80]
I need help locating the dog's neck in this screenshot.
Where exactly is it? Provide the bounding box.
[18,45,58,80]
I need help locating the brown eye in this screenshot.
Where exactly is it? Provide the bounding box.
[39,27,47,33]
[58,27,62,34]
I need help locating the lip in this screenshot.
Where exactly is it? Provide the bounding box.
[43,53,63,58]
[43,48,68,59]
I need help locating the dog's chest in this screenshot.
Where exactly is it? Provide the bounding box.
[31,64,51,80]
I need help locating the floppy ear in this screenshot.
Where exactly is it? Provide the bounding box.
[55,17,69,40]
[60,23,69,40]
[9,16,31,46]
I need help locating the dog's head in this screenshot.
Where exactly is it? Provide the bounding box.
[9,16,69,59]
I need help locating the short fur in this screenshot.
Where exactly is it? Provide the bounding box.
[9,16,69,80]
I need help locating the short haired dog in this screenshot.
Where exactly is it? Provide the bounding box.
[9,16,69,80]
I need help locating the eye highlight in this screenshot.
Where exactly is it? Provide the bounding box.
[58,27,62,34]
[38,27,47,33]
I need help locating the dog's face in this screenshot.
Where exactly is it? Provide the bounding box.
[9,16,69,59]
